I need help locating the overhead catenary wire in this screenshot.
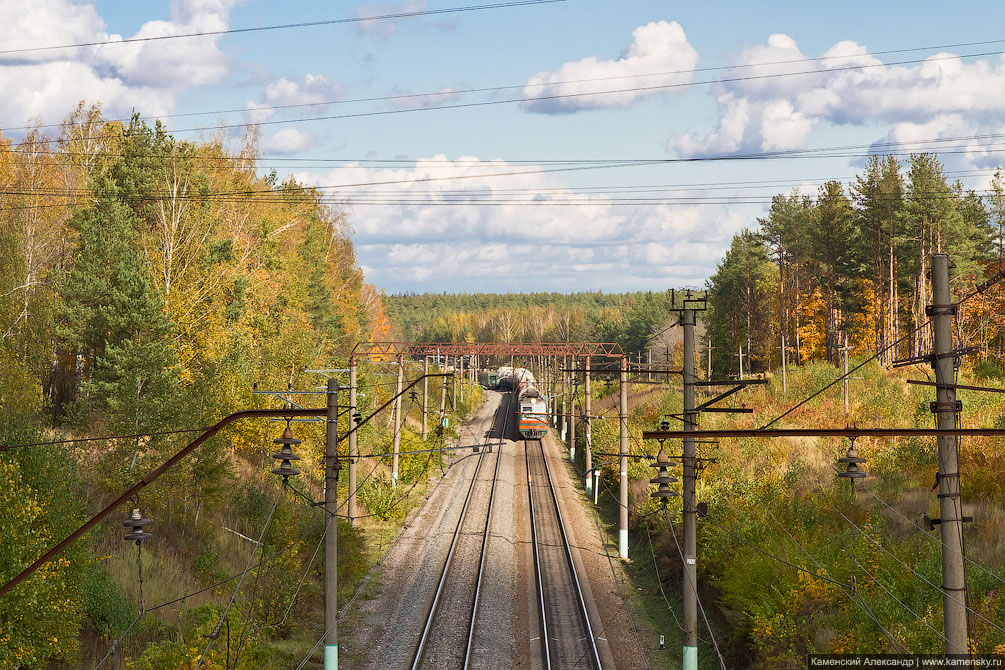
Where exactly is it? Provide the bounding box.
[0,0,568,57]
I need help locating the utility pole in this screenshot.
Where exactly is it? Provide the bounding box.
[422,356,429,440]
[568,359,577,461]
[439,353,447,424]
[931,253,969,656]
[707,334,712,380]
[781,333,787,398]
[585,355,592,495]
[737,343,745,380]
[348,359,358,524]
[324,378,340,670]
[681,308,698,669]
[561,356,568,442]
[392,354,403,486]
[451,355,457,410]
[459,355,465,404]
[648,349,653,382]
[839,334,852,416]
[619,355,629,560]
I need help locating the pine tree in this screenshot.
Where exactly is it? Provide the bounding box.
[59,181,181,450]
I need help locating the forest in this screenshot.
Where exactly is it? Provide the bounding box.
[0,103,413,667]
[385,289,683,356]
[708,154,1005,377]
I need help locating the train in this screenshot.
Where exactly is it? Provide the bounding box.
[492,367,550,439]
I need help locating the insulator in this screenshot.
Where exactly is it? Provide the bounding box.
[649,447,679,503]
[659,419,671,432]
[123,508,153,543]
[837,444,867,480]
[271,425,301,478]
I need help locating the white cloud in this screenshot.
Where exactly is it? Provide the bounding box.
[352,0,428,40]
[293,155,747,291]
[245,73,346,122]
[0,0,240,127]
[521,21,699,114]
[666,35,1005,162]
[264,128,316,154]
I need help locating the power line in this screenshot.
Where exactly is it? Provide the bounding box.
[0,0,568,57]
[765,509,912,654]
[706,513,917,654]
[10,46,1005,150]
[758,318,930,430]
[664,510,728,670]
[851,555,951,647]
[12,37,1005,134]
[0,426,211,452]
[195,488,282,669]
[861,486,1004,585]
[835,508,1005,635]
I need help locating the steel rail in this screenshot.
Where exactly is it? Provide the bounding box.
[526,438,552,669]
[411,395,504,669]
[537,437,603,669]
[463,395,509,669]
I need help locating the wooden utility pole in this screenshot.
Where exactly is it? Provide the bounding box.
[324,378,340,669]
[931,253,969,656]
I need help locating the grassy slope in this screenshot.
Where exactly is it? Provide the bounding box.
[575,360,1005,668]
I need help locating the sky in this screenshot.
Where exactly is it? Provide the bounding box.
[4,0,1005,293]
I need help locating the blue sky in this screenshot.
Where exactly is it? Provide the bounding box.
[5,0,1005,293]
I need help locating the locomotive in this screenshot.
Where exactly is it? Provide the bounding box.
[496,367,549,439]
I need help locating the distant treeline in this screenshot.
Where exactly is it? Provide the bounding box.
[709,153,1005,377]
[384,290,686,355]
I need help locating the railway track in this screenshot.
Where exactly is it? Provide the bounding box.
[410,395,509,669]
[526,436,602,670]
